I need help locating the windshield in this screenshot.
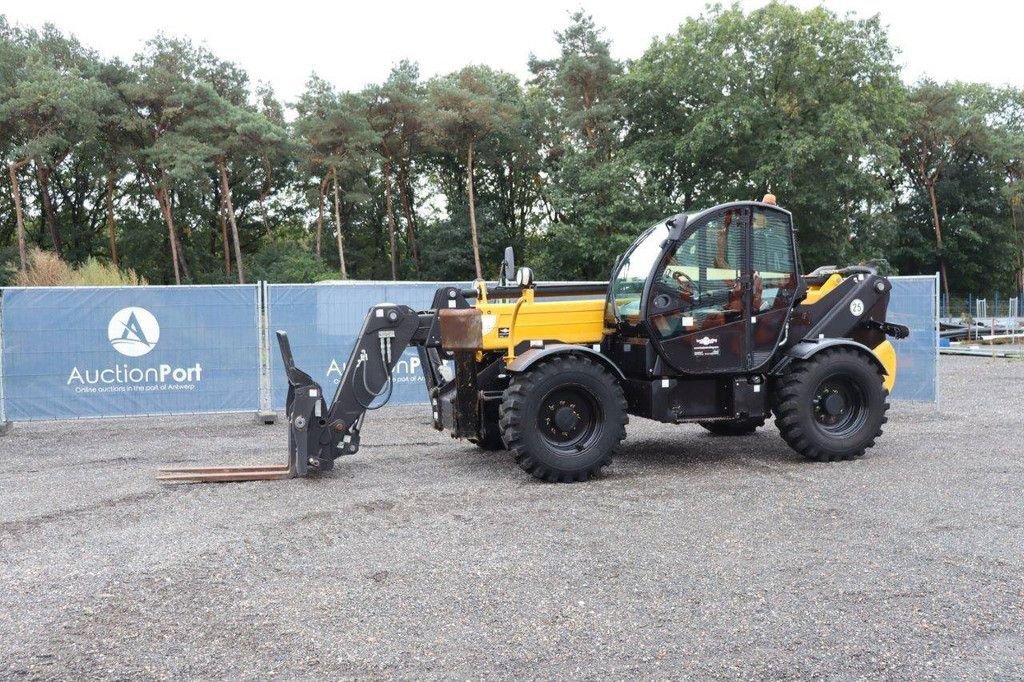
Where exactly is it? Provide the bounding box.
[610,220,670,321]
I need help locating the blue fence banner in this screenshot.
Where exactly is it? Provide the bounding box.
[266,282,464,410]
[0,285,260,420]
[887,275,939,402]
[0,277,938,422]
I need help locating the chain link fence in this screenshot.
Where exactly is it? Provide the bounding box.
[942,290,1024,322]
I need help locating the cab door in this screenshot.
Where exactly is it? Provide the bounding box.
[747,206,801,369]
[644,206,753,374]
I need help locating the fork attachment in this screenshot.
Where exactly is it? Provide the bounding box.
[158,303,425,483]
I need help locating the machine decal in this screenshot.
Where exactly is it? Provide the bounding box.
[694,335,720,357]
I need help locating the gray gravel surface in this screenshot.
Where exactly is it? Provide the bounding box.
[1,356,1022,679]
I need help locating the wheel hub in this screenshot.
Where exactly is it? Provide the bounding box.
[553,405,579,432]
[812,374,868,437]
[537,387,602,451]
[822,392,846,416]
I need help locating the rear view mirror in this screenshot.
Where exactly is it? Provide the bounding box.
[667,213,688,240]
[501,246,516,285]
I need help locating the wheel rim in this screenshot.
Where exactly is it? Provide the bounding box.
[536,385,603,454]
[811,373,868,438]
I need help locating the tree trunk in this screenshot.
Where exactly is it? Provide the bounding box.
[155,188,182,285]
[316,176,327,258]
[142,168,188,284]
[331,167,348,279]
[219,200,231,276]
[9,159,30,271]
[397,162,421,276]
[466,141,482,279]
[218,159,245,284]
[926,179,951,303]
[169,191,191,281]
[105,172,119,267]
[34,161,63,256]
[383,158,398,279]
[1012,198,1024,298]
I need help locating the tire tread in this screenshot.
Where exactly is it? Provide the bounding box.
[773,347,889,462]
[499,354,627,482]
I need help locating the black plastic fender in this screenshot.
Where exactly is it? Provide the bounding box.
[505,343,626,380]
[776,338,888,376]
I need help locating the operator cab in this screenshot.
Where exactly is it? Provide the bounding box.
[607,200,803,375]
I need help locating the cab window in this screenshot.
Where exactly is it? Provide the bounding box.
[610,221,669,321]
[751,208,797,313]
[649,210,744,339]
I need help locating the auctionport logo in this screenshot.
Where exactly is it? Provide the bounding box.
[66,306,202,392]
[108,307,160,357]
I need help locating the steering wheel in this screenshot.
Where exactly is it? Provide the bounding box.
[671,270,694,288]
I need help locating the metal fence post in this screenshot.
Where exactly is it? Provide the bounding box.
[256,280,276,424]
[933,273,940,408]
[0,291,9,434]
[1009,297,1019,343]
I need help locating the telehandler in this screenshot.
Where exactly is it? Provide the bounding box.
[159,199,908,483]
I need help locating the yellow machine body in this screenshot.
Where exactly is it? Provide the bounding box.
[797,273,897,392]
[476,274,897,391]
[801,273,844,305]
[475,293,606,356]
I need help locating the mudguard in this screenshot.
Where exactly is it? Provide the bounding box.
[505,343,626,380]
[781,338,890,380]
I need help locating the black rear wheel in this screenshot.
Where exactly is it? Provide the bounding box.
[699,417,766,436]
[773,347,889,461]
[499,354,627,482]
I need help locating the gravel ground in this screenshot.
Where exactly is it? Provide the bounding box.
[0,356,1022,680]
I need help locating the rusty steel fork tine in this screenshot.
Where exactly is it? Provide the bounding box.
[157,464,291,474]
[157,463,295,483]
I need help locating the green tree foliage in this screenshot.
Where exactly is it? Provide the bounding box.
[896,81,1024,296]
[244,238,334,283]
[528,11,644,279]
[427,65,518,279]
[366,61,429,278]
[294,75,378,278]
[1,6,1022,296]
[0,24,105,268]
[621,3,905,270]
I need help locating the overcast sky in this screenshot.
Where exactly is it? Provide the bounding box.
[2,0,1021,105]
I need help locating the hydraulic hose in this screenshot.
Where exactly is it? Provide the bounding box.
[354,336,394,411]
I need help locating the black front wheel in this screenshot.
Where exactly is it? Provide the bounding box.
[499,354,627,482]
[773,347,889,461]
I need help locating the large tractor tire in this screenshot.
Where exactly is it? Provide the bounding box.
[699,417,766,436]
[772,347,889,462]
[499,354,627,482]
[469,402,505,451]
